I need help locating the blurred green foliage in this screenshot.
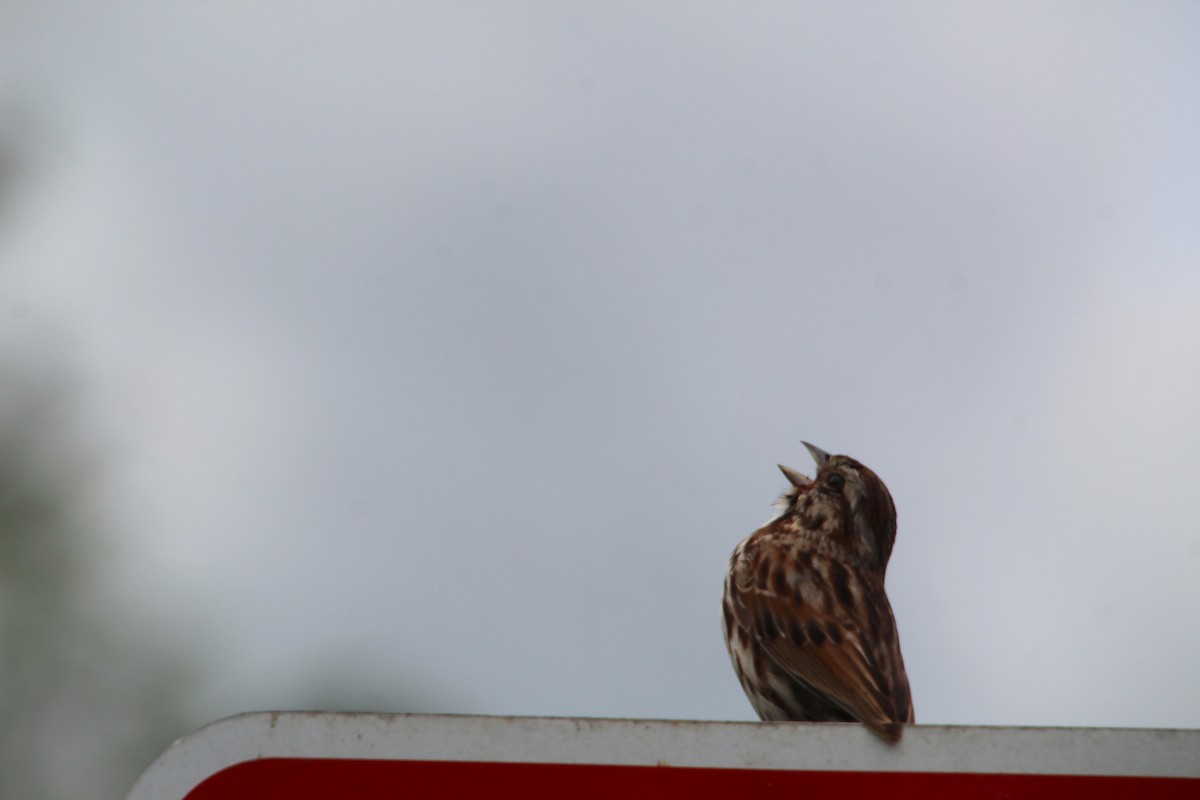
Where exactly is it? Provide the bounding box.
[0,361,195,800]
[0,104,467,799]
[0,120,194,799]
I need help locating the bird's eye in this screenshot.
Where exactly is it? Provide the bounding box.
[825,473,845,490]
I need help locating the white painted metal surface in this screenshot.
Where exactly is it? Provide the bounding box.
[126,713,1200,800]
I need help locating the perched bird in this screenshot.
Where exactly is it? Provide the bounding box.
[722,442,914,742]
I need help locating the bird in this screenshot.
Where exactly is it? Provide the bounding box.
[722,441,914,742]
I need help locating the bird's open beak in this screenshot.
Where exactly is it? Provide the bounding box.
[777,464,811,487]
[801,441,831,469]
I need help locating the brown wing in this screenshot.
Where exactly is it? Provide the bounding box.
[733,545,912,741]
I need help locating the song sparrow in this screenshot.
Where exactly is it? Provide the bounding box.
[722,442,914,742]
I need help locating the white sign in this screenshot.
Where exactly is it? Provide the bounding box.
[127,713,1200,799]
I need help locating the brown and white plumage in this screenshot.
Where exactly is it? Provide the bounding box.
[722,442,914,742]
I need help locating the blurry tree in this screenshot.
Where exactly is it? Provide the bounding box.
[0,99,468,800]
[0,356,196,800]
[0,111,195,800]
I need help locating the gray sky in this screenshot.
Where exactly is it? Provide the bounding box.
[2,2,1199,731]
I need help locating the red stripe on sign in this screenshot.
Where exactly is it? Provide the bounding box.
[186,758,1198,799]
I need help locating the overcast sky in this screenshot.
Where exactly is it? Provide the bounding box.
[2,2,1199,733]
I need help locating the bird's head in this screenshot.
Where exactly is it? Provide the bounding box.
[777,442,898,572]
